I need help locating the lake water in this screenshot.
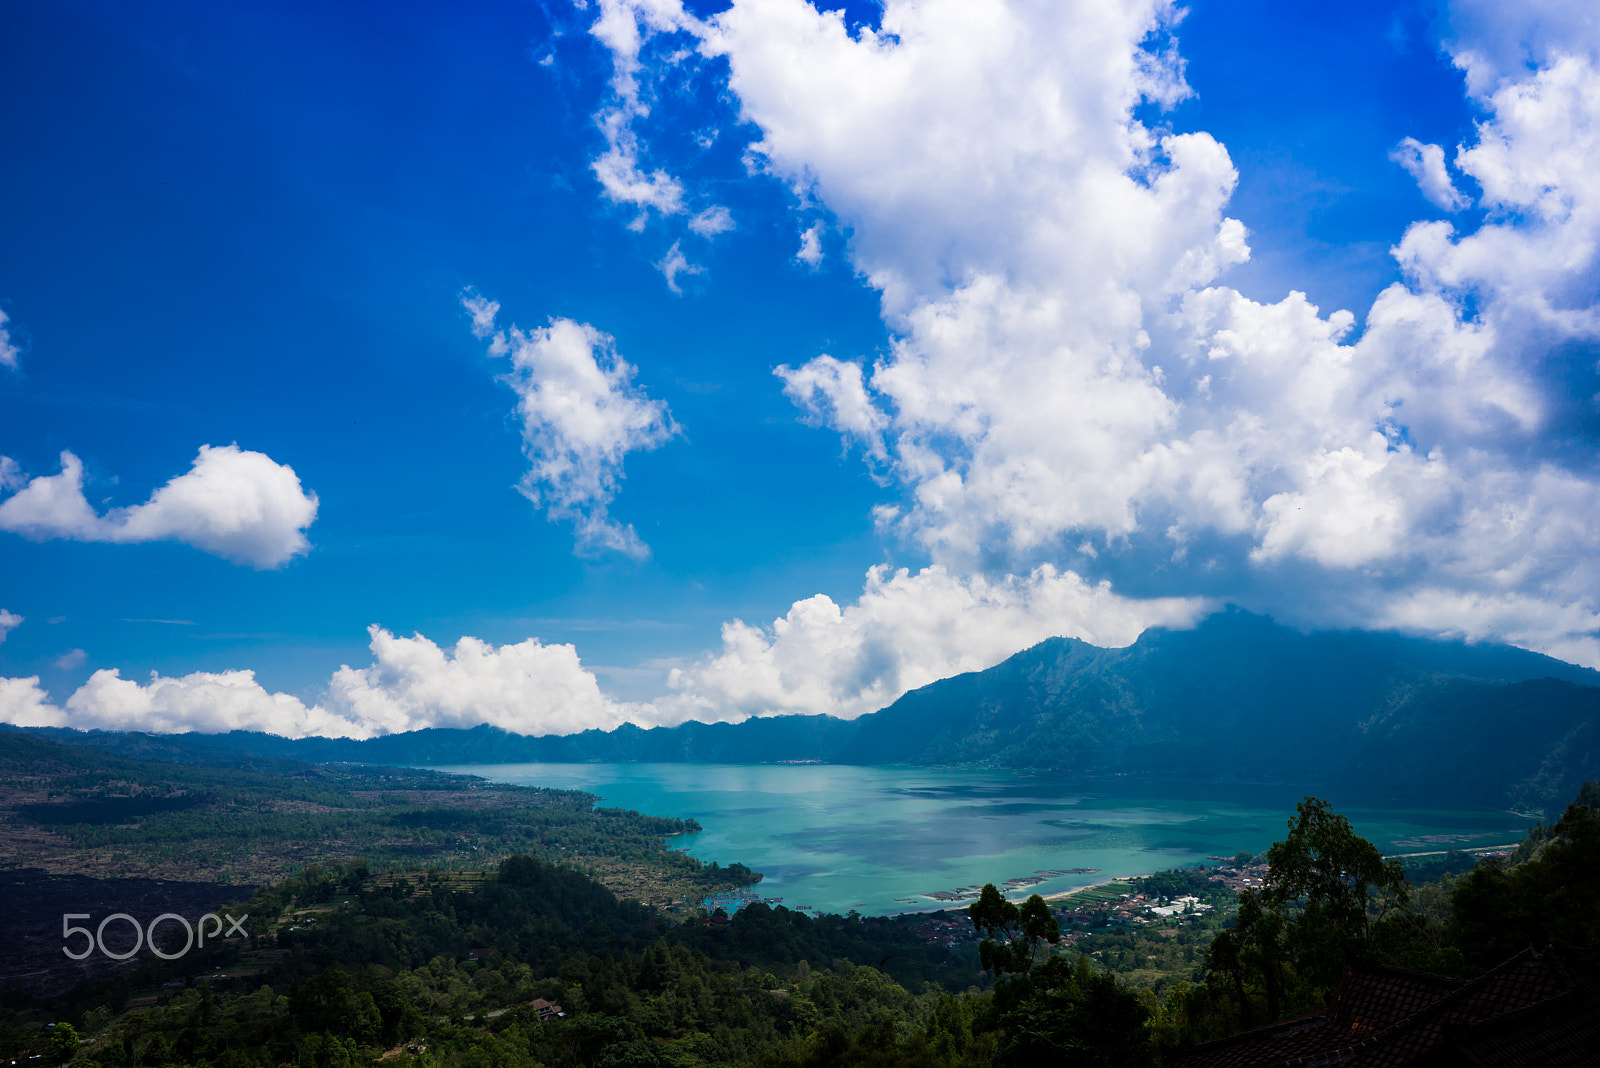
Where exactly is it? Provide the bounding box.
[436,763,1532,917]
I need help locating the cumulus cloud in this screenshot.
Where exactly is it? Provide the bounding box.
[0,568,1205,736]
[588,0,691,223]
[1391,137,1471,211]
[1377,588,1600,675]
[1393,54,1600,342]
[0,446,318,568]
[1444,0,1599,95]
[0,309,19,370]
[0,624,648,738]
[0,677,64,728]
[54,648,86,671]
[658,564,1209,723]
[0,453,105,542]
[62,667,361,737]
[584,0,1600,667]
[700,0,1228,312]
[325,626,641,736]
[0,609,20,644]
[588,0,1249,559]
[9,0,1598,742]
[464,294,677,558]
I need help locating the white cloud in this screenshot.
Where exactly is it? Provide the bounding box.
[700,0,1228,315]
[324,626,642,736]
[0,566,1209,734]
[795,222,823,267]
[658,564,1210,723]
[1377,587,1600,673]
[0,446,318,568]
[688,205,734,237]
[0,452,105,541]
[464,295,677,558]
[1,625,648,739]
[775,355,888,461]
[1391,137,1471,211]
[588,0,708,227]
[0,677,64,728]
[54,649,87,671]
[593,117,688,227]
[9,0,1598,742]
[0,457,23,493]
[462,291,500,338]
[0,309,19,370]
[584,0,1600,667]
[0,609,20,644]
[1444,0,1600,96]
[1393,55,1600,341]
[116,446,319,568]
[64,668,370,738]
[656,240,703,293]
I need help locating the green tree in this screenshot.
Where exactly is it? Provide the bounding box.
[1203,889,1287,1024]
[289,968,381,1044]
[968,885,1060,977]
[1205,797,1408,1024]
[994,956,1153,1068]
[47,1023,80,1066]
[1263,796,1408,989]
[969,887,1150,1066]
[1449,796,1600,972]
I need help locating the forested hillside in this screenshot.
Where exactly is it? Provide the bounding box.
[7,785,1596,1067]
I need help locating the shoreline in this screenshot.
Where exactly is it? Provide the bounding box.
[1040,875,1132,903]
[1381,842,1521,860]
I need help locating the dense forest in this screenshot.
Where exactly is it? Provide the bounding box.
[4,783,1596,1067]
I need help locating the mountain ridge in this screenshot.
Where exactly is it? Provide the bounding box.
[16,609,1600,816]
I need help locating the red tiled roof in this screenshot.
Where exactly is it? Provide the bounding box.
[1174,1012,1339,1068]
[1450,984,1600,1067]
[529,997,565,1019]
[1176,964,1462,1068]
[1172,949,1585,1068]
[1325,963,1464,1039]
[1347,947,1577,1067]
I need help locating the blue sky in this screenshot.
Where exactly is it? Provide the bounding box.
[2,0,1597,738]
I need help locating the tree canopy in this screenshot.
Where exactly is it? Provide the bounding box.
[1205,796,1409,1022]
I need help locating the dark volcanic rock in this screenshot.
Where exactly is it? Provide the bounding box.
[0,868,254,997]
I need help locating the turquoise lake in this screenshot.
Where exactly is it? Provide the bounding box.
[436,763,1532,917]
